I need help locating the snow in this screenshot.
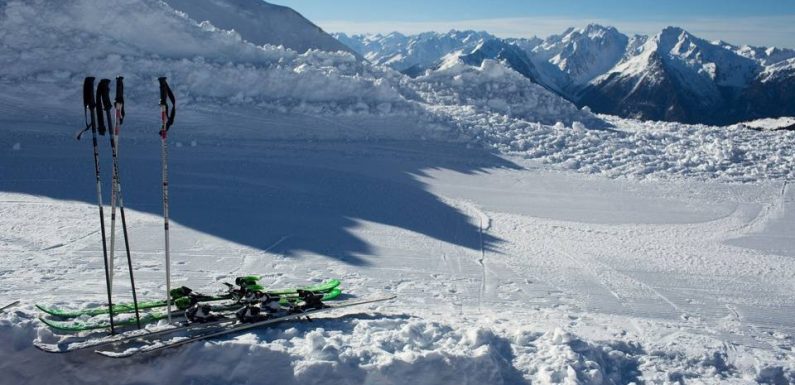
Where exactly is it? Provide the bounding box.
[339,25,794,125]
[529,24,630,89]
[333,30,496,73]
[736,117,795,131]
[164,0,360,59]
[0,0,794,384]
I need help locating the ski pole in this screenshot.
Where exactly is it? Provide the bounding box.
[158,77,176,323]
[0,300,20,313]
[102,78,143,329]
[79,77,116,335]
[97,80,115,297]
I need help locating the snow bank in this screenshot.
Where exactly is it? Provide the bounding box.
[415,57,597,126]
[735,117,795,131]
[0,0,410,115]
[6,308,792,384]
[438,110,795,181]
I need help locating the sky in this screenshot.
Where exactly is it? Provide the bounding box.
[271,0,795,48]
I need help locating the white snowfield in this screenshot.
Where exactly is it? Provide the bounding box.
[0,1,794,384]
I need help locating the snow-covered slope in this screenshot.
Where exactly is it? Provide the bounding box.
[165,0,361,58]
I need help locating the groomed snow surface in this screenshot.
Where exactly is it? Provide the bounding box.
[0,0,794,384]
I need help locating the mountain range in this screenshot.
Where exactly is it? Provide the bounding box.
[335,26,795,125]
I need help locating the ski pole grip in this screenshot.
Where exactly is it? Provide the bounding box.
[99,79,112,111]
[95,81,107,135]
[83,77,96,109]
[158,76,176,131]
[115,76,124,105]
[158,77,168,107]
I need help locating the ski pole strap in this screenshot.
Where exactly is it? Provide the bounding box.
[95,79,111,136]
[158,77,176,133]
[115,76,125,125]
[78,77,96,140]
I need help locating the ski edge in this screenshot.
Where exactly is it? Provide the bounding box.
[34,318,237,354]
[96,294,396,358]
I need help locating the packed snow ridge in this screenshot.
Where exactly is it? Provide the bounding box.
[0,0,794,183]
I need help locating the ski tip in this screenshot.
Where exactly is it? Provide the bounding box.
[33,342,64,354]
[95,349,135,359]
[38,316,69,331]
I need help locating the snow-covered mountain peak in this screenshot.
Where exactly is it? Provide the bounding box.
[580,23,621,39]
[532,23,629,87]
[334,29,495,74]
[729,44,795,66]
[648,26,756,88]
[458,39,541,82]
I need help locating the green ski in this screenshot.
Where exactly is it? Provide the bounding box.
[40,288,342,332]
[37,279,341,318]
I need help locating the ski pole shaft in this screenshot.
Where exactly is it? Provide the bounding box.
[84,77,116,335]
[103,79,116,293]
[0,300,20,313]
[104,77,142,329]
[158,77,175,323]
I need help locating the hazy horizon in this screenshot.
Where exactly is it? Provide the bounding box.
[272,0,795,49]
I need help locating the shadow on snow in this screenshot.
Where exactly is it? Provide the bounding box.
[0,116,520,266]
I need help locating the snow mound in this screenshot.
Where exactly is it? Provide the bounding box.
[736,117,795,131]
[415,58,597,126]
[486,114,795,181]
[6,309,793,384]
[0,0,407,115]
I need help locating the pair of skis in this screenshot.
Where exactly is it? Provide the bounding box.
[37,279,343,331]
[77,77,177,334]
[36,294,395,358]
[40,288,344,332]
[37,278,341,318]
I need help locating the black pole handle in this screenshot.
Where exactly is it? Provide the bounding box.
[115,76,125,126]
[95,79,111,136]
[83,77,96,109]
[158,77,167,106]
[115,76,124,105]
[158,77,176,132]
[99,79,112,111]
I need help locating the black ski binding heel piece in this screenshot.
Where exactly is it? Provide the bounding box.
[186,303,220,324]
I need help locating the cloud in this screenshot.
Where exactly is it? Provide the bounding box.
[318,15,795,48]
